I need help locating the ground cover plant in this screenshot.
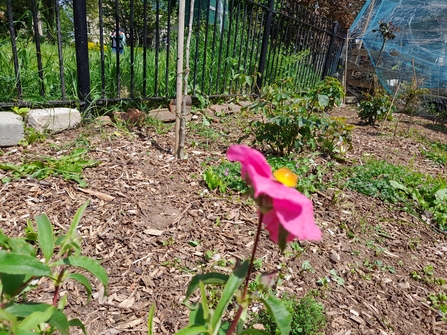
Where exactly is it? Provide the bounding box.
[0,93,447,334]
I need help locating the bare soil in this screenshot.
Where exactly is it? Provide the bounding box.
[1,103,447,335]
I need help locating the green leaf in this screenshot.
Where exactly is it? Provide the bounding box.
[66,273,93,303]
[435,188,447,201]
[184,272,229,302]
[211,261,249,331]
[0,273,31,298]
[317,94,329,108]
[259,295,292,335]
[68,318,87,335]
[58,201,89,257]
[277,224,288,253]
[53,256,108,290]
[239,329,272,335]
[147,303,156,335]
[35,214,54,263]
[389,180,408,192]
[5,303,69,335]
[0,250,51,277]
[175,325,208,335]
[17,306,54,331]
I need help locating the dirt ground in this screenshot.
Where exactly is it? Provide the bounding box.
[1,103,447,335]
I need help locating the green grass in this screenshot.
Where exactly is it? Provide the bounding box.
[251,293,326,335]
[342,158,447,230]
[0,17,321,105]
[421,141,447,166]
[202,154,330,197]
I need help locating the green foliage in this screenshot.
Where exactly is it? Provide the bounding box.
[0,201,108,334]
[11,106,30,119]
[308,76,345,114]
[0,148,99,187]
[172,261,292,335]
[398,78,429,114]
[251,293,326,335]
[202,155,331,198]
[357,91,396,125]
[344,159,447,230]
[202,161,248,194]
[242,79,352,156]
[421,141,447,166]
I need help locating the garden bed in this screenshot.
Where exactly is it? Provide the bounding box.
[1,103,447,334]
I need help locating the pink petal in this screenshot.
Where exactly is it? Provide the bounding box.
[263,211,297,242]
[227,145,272,180]
[273,198,321,241]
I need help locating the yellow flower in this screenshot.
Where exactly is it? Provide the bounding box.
[273,168,298,188]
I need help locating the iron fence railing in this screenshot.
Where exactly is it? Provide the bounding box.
[0,0,346,110]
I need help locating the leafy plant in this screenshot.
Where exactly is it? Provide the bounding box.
[0,201,108,334]
[307,76,345,114]
[251,293,327,335]
[358,90,396,125]
[0,148,99,187]
[421,141,447,166]
[241,80,352,156]
[344,158,447,230]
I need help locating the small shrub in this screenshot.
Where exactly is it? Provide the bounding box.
[307,76,345,114]
[0,201,108,334]
[242,81,352,156]
[252,293,327,335]
[358,90,396,125]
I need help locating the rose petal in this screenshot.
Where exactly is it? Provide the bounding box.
[227,145,272,180]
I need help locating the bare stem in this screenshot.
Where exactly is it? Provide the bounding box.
[226,213,264,335]
[52,267,66,307]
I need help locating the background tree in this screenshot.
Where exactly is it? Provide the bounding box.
[291,0,367,28]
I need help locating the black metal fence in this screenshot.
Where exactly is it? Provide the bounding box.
[0,0,346,109]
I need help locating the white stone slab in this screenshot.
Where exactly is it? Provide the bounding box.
[0,112,24,147]
[27,108,81,133]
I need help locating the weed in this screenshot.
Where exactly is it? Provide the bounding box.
[344,158,447,230]
[429,293,447,319]
[0,148,98,187]
[357,90,396,125]
[301,260,314,273]
[251,293,326,335]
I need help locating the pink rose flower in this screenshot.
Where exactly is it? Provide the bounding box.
[227,145,321,242]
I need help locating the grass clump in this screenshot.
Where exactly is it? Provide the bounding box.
[343,158,447,230]
[203,155,329,197]
[251,293,326,335]
[421,141,447,166]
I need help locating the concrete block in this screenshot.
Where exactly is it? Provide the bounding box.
[148,108,176,122]
[27,107,81,133]
[0,112,24,147]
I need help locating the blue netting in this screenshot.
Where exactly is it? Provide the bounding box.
[350,0,447,93]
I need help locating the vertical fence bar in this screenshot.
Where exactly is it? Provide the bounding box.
[143,0,148,97]
[98,0,106,98]
[73,0,91,111]
[200,0,211,93]
[31,0,45,97]
[55,0,66,100]
[154,0,160,96]
[165,0,172,97]
[129,0,135,98]
[322,22,339,79]
[114,0,121,98]
[256,0,274,92]
[7,0,22,100]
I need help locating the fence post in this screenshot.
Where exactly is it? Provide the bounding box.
[73,0,91,114]
[322,21,339,79]
[256,0,275,93]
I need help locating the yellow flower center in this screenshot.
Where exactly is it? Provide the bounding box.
[273,168,298,187]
